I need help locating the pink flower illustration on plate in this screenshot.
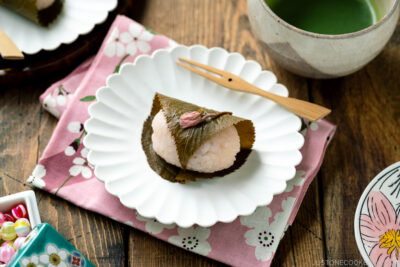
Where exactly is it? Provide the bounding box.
[360,190,400,266]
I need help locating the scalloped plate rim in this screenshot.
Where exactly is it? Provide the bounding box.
[84,45,304,228]
[0,0,118,54]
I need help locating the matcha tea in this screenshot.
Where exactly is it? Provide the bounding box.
[265,0,379,34]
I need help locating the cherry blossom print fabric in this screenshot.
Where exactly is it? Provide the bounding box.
[30,15,336,267]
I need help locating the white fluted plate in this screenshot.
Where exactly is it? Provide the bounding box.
[0,0,117,54]
[84,45,304,228]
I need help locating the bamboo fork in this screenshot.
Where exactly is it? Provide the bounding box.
[177,57,330,122]
[0,28,24,60]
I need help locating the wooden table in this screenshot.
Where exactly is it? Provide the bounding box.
[0,0,399,266]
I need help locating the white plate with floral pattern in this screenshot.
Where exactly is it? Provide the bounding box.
[84,45,304,228]
[0,0,117,54]
[355,161,400,266]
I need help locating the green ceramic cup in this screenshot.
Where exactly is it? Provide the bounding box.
[247,0,399,78]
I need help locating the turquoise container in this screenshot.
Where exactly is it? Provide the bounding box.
[7,223,94,267]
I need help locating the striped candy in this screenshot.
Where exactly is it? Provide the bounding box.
[0,213,15,226]
[1,241,14,248]
[1,222,16,241]
[0,244,15,263]
[14,218,30,237]
[13,237,25,250]
[11,204,27,220]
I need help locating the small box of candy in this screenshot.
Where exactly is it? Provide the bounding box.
[0,190,41,266]
[7,223,95,267]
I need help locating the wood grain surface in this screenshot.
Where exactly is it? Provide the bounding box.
[0,0,399,266]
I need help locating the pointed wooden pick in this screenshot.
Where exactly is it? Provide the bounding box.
[0,28,24,60]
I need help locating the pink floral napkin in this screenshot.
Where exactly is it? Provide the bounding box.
[29,15,336,267]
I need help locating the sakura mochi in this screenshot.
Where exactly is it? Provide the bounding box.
[142,93,255,183]
[152,110,241,173]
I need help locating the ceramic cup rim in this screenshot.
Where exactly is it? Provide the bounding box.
[258,0,400,39]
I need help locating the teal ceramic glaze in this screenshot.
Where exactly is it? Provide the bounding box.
[7,223,94,267]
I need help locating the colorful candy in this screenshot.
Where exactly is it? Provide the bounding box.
[0,202,35,265]
[1,222,16,241]
[1,241,14,248]
[14,218,31,237]
[4,213,15,223]
[13,237,25,250]
[0,244,15,263]
[0,213,15,226]
[11,204,27,220]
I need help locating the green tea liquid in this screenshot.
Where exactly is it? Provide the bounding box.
[265,0,379,34]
